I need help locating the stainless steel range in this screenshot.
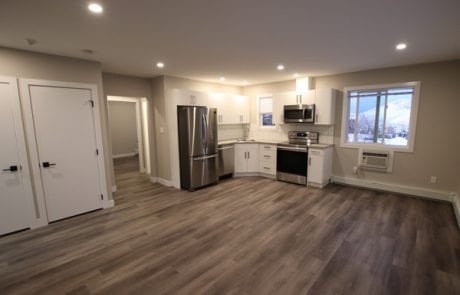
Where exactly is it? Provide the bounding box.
[276,131,319,185]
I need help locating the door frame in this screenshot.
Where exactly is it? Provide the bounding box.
[107,96,147,173]
[19,79,110,228]
[0,76,36,231]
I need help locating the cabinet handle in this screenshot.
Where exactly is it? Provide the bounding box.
[308,157,311,166]
[315,114,318,122]
[264,155,271,159]
[245,152,248,159]
[248,152,250,159]
[264,167,270,170]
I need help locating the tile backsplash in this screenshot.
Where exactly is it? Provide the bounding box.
[248,123,334,144]
[218,124,246,141]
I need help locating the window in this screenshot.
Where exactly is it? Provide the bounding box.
[259,96,274,127]
[341,82,420,151]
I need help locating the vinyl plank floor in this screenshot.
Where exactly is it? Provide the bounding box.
[1,156,459,294]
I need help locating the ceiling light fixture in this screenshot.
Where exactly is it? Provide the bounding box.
[293,73,299,78]
[396,43,407,50]
[88,3,103,14]
[219,77,226,81]
[277,64,285,71]
[156,62,164,68]
[242,81,248,85]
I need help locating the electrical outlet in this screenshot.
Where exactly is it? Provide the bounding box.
[159,127,164,133]
[430,176,438,184]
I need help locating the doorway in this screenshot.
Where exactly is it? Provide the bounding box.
[107,96,151,181]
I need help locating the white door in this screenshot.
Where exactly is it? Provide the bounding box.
[234,144,248,173]
[29,86,102,222]
[307,149,323,184]
[0,80,32,235]
[246,144,259,173]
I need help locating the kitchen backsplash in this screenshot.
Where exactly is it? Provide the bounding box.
[248,123,334,144]
[218,123,334,144]
[218,124,246,141]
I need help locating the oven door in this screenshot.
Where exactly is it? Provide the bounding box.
[276,146,308,185]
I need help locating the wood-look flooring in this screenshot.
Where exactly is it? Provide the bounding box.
[1,156,459,294]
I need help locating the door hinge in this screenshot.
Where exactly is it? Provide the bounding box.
[101,194,104,200]
[89,100,95,107]
[96,149,99,155]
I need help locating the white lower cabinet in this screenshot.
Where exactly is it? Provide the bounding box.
[307,147,333,188]
[234,144,259,173]
[258,144,276,176]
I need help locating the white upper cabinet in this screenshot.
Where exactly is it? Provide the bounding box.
[314,88,336,125]
[169,89,209,107]
[208,93,249,125]
[232,95,250,124]
[273,92,294,124]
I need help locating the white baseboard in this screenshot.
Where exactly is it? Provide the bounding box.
[150,177,173,187]
[112,152,137,159]
[111,185,117,193]
[102,199,115,208]
[331,176,454,202]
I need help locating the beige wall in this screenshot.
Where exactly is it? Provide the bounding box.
[0,46,113,201]
[108,101,138,155]
[151,76,168,180]
[164,76,243,94]
[315,60,460,194]
[102,72,155,181]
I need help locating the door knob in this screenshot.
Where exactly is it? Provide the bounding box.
[42,162,56,168]
[3,165,18,172]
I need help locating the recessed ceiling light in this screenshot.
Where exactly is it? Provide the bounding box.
[88,3,103,14]
[242,81,248,85]
[396,43,407,50]
[156,62,164,68]
[293,73,299,78]
[219,77,226,81]
[277,64,285,71]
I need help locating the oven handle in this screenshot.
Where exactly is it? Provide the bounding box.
[277,146,308,153]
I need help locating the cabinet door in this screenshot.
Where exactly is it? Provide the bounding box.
[273,92,296,124]
[314,88,336,125]
[307,149,323,184]
[234,144,247,172]
[300,90,316,105]
[246,144,259,173]
[208,93,228,125]
[233,95,250,124]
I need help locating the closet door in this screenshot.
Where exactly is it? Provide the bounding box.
[29,86,103,222]
[0,78,32,235]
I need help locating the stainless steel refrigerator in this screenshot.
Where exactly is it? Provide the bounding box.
[177,106,218,191]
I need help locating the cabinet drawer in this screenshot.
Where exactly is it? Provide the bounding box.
[259,144,276,152]
[259,161,276,175]
[259,152,275,162]
[309,149,323,156]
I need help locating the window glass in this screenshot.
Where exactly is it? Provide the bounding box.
[259,97,274,126]
[344,85,416,149]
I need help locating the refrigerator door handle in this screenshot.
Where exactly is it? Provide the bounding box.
[193,154,218,161]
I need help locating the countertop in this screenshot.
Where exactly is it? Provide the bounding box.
[218,140,334,149]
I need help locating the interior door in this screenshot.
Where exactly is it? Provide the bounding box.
[29,86,102,222]
[0,80,31,235]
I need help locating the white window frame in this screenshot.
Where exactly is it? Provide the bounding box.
[340,81,420,152]
[257,95,276,128]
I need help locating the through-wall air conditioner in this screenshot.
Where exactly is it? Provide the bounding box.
[358,149,393,172]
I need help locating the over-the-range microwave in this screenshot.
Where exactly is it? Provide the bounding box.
[283,104,315,123]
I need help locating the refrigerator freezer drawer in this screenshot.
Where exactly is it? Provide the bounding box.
[187,154,218,190]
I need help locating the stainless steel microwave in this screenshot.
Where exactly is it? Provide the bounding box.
[283,104,315,123]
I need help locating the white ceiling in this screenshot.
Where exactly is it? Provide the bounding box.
[0,0,459,85]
